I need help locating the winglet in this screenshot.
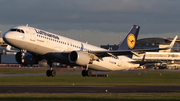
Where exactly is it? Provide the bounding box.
[162,35,178,50]
[140,54,146,66]
[169,35,178,49]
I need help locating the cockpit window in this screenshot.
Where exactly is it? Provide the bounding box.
[17,29,20,32]
[10,28,25,33]
[21,30,24,33]
[10,29,17,31]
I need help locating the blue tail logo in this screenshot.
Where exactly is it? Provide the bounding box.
[117,25,140,58]
[127,34,136,49]
[117,25,140,50]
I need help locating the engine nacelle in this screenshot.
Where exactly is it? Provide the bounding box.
[69,51,90,66]
[15,52,39,66]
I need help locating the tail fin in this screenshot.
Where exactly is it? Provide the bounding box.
[117,25,140,58]
[117,25,140,50]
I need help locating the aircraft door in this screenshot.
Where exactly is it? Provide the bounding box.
[29,28,36,41]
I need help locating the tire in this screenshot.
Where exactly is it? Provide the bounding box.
[82,70,87,77]
[46,70,51,77]
[51,70,56,77]
[86,70,91,77]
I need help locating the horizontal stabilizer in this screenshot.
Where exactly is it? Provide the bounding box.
[129,60,162,64]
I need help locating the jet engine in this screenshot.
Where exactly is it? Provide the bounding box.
[69,51,90,66]
[15,52,39,66]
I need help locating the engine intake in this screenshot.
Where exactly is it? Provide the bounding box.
[69,51,90,66]
[15,52,39,66]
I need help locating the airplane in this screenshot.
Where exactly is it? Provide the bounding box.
[2,25,177,77]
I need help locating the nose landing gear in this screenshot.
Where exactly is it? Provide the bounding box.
[46,61,56,77]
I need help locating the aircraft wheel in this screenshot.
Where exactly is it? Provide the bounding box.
[82,70,87,77]
[87,70,92,77]
[46,70,51,77]
[46,70,56,77]
[51,70,56,77]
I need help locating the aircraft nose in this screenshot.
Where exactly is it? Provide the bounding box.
[2,31,15,45]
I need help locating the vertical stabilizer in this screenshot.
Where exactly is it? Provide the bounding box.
[117,25,140,58]
[117,25,140,50]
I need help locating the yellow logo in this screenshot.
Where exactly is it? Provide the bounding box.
[127,34,136,49]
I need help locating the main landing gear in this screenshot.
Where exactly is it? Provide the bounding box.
[46,69,56,77]
[82,70,92,77]
[46,61,56,77]
[81,65,92,77]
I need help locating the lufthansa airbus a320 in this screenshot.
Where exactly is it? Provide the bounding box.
[2,25,177,77]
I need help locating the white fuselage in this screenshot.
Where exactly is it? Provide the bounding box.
[3,26,139,71]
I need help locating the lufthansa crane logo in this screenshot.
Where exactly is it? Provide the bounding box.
[127,34,136,49]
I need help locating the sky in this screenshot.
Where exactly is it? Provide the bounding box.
[0,0,180,46]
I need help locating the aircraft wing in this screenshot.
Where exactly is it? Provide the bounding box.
[89,36,178,58]
[129,60,162,64]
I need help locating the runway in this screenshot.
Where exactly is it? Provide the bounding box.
[0,69,180,77]
[0,70,180,93]
[1,85,180,93]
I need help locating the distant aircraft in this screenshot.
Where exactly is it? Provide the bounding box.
[133,52,180,69]
[2,25,177,77]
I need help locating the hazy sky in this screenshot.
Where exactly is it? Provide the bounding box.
[0,0,180,46]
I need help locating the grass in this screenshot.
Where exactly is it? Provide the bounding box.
[0,93,180,101]
[0,68,47,74]
[0,71,180,85]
